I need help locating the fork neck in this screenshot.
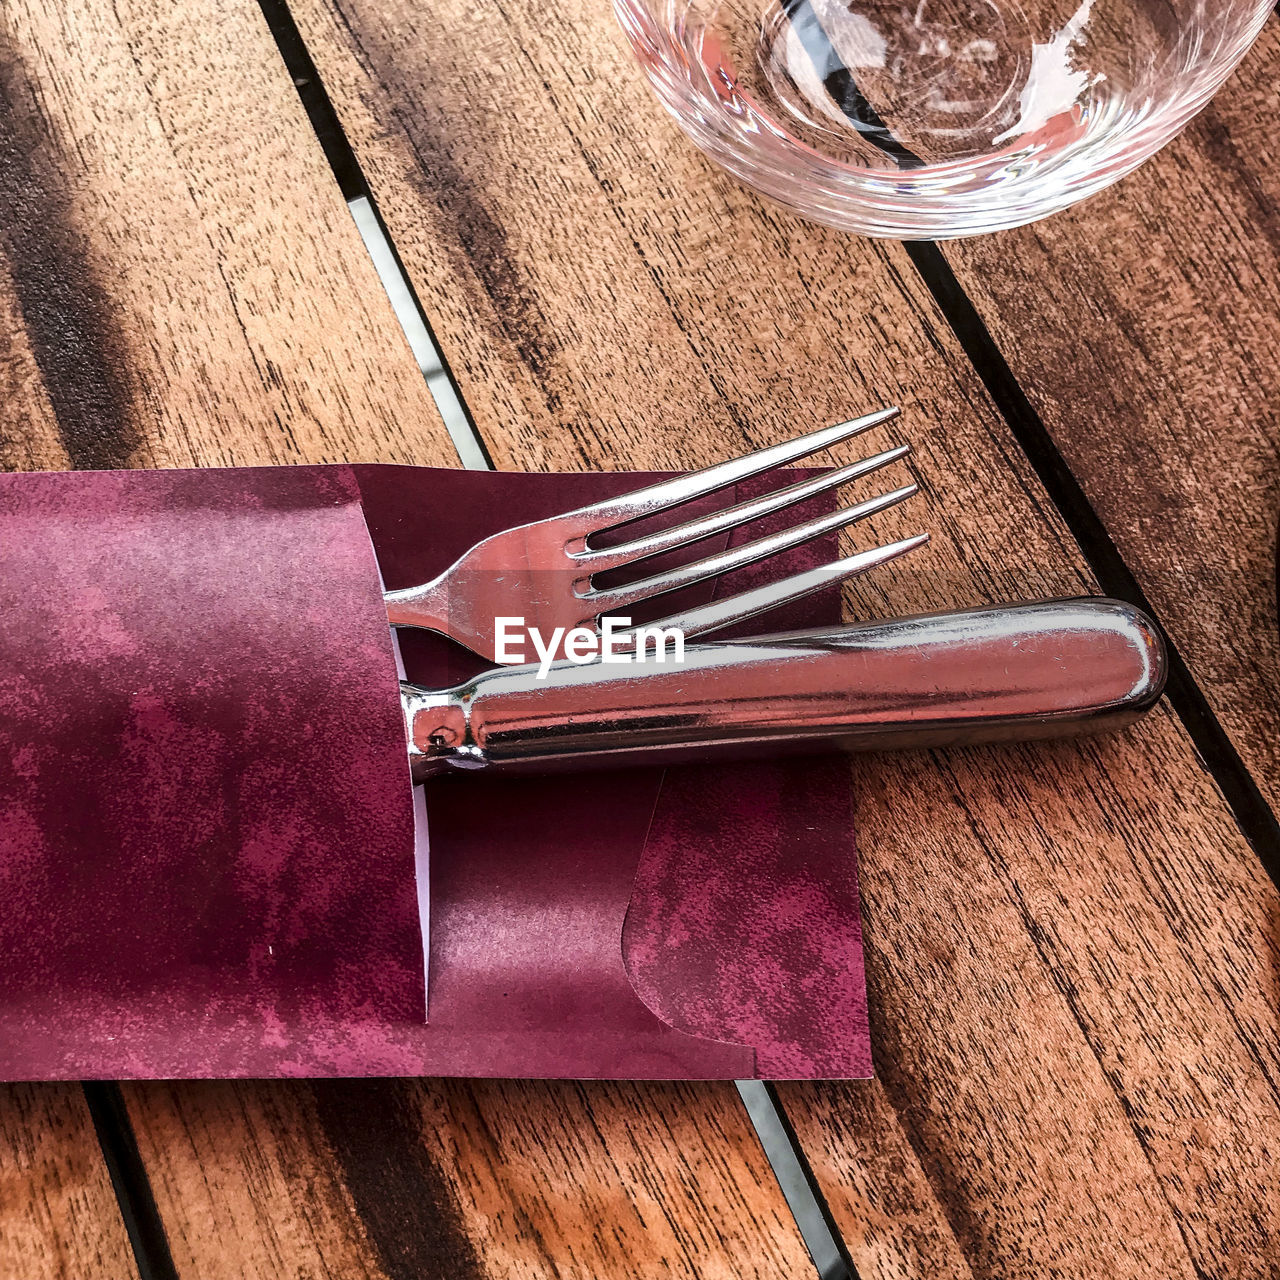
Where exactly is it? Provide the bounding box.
[385,574,452,633]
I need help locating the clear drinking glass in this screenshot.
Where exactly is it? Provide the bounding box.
[616,0,1271,237]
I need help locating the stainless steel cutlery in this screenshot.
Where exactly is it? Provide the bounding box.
[402,599,1166,779]
[387,411,1167,779]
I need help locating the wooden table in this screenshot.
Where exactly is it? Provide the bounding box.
[2,1,1278,1275]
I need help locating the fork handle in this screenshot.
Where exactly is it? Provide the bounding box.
[403,598,1166,781]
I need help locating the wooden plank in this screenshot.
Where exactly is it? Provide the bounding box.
[0,0,445,473]
[0,1,812,1275]
[293,0,1280,1273]
[128,1077,811,1280]
[0,1086,139,1279]
[0,21,134,1276]
[130,1078,808,1279]
[939,25,1280,809]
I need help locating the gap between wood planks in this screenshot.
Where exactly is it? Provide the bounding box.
[86,4,1280,1280]
[82,1082,179,1280]
[902,241,1280,894]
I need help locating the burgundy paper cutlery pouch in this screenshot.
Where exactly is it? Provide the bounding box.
[0,463,871,1080]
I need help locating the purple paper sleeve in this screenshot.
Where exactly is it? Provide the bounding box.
[0,463,870,1080]
[0,466,421,1076]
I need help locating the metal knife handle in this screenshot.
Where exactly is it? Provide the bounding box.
[404,598,1166,781]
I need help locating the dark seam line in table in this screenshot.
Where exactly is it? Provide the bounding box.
[253,2,860,1276]
[82,1082,180,1280]
[255,0,494,470]
[905,239,1280,894]
[780,6,1280,890]
[780,0,926,171]
[742,1081,860,1280]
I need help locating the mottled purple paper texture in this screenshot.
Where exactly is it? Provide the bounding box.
[0,464,870,1080]
[0,466,422,1076]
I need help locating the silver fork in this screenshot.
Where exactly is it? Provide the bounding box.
[384,407,928,660]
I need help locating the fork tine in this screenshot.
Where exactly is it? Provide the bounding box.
[586,483,918,610]
[580,444,911,570]
[626,534,930,640]
[569,408,901,531]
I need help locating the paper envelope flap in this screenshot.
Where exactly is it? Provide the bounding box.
[0,466,422,1076]
[626,760,870,1080]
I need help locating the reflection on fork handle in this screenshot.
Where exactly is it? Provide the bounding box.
[403,597,1167,781]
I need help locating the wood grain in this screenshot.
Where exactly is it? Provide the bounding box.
[0,1086,139,1280]
[127,1073,814,1280]
[131,1078,811,1279]
[0,0,446,474]
[293,0,1280,1273]
[941,25,1280,810]
[0,1,815,1276]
